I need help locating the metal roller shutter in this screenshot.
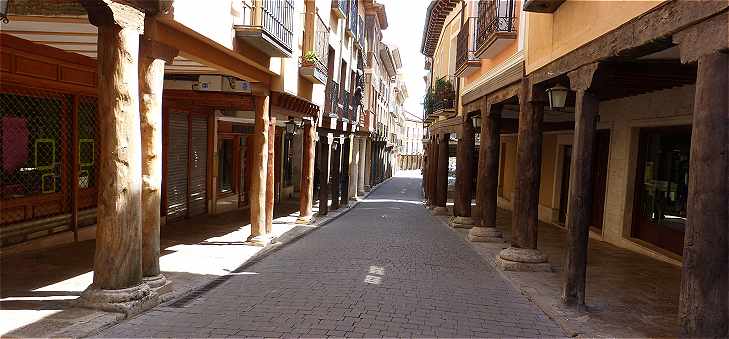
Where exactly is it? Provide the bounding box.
[188,115,208,217]
[166,112,188,221]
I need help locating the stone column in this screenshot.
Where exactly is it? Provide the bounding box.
[340,135,351,207]
[433,134,449,215]
[349,137,360,200]
[330,137,342,210]
[138,36,176,294]
[427,136,438,207]
[679,51,728,337]
[451,116,476,228]
[297,119,316,222]
[469,101,504,243]
[358,138,366,195]
[496,78,550,272]
[318,134,331,216]
[78,1,157,314]
[247,95,270,245]
[265,117,276,233]
[562,64,600,307]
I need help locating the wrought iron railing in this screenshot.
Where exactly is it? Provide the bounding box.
[349,1,358,35]
[313,13,329,75]
[456,17,478,74]
[477,0,517,51]
[261,0,294,52]
[424,76,456,117]
[357,16,365,49]
[326,81,339,116]
[335,0,348,16]
[342,90,351,120]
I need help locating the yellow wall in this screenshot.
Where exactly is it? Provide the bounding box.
[432,6,462,81]
[500,136,518,201]
[525,0,663,74]
[539,134,557,207]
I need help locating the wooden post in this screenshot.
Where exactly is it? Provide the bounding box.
[265,116,276,233]
[427,136,438,207]
[496,77,550,272]
[330,137,342,210]
[561,64,600,306]
[364,138,372,190]
[469,101,503,242]
[138,37,176,292]
[78,0,157,313]
[340,135,351,206]
[318,134,331,216]
[247,95,270,244]
[297,119,316,222]
[349,137,359,200]
[679,51,728,337]
[358,137,366,195]
[433,134,449,215]
[452,116,475,227]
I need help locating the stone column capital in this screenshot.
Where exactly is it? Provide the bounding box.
[673,12,729,64]
[80,0,145,33]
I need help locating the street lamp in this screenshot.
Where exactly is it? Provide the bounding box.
[471,114,481,129]
[285,118,297,134]
[546,84,569,111]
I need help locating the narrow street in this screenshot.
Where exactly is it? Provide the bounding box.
[98,173,564,338]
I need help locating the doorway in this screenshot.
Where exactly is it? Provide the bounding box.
[631,126,690,255]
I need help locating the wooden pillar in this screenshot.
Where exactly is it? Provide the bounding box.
[679,51,728,337]
[452,116,475,227]
[78,1,157,312]
[349,137,359,200]
[358,137,366,195]
[330,137,342,210]
[318,134,331,216]
[433,134,449,215]
[297,119,316,222]
[247,95,270,244]
[496,77,549,271]
[138,37,176,292]
[562,64,600,306]
[265,117,276,233]
[364,138,372,190]
[427,136,438,207]
[469,101,503,242]
[340,135,351,206]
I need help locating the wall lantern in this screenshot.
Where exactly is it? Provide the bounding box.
[471,114,481,129]
[285,118,297,134]
[1,0,10,24]
[546,84,569,111]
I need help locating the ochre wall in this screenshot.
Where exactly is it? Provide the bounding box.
[432,6,462,81]
[499,136,518,201]
[525,0,663,74]
[539,134,557,207]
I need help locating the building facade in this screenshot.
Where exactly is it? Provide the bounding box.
[0,0,406,314]
[421,0,728,337]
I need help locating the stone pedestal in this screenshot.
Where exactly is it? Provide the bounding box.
[449,216,476,228]
[432,206,449,216]
[496,247,551,272]
[468,226,503,242]
[77,283,158,317]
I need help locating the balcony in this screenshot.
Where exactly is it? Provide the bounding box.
[475,0,518,59]
[300,13,330,84]
[355,16,366,51]
[424,76,456,119]
[341,90,351,121]
[455,17,480,77]
[326,81,339,117]
[332,0,347,19]
[347,1,358,38]
[523,0,566,13]
[235,0,294,57]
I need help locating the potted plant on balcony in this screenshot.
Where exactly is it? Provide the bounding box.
[434,78,454,110]
[301,50,318,67]
[300,51,326,84]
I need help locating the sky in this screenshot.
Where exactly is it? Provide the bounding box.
[379,0,429,120]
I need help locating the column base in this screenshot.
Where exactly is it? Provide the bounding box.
[143,274,173,296]
[468,226,504,242]
[245,234,274,247]
[496,247,551,272]
[296,215,314,224]
[77,283,159,317]
[448,216,476,228]
[357,190,365,196]
[432,206,449,216]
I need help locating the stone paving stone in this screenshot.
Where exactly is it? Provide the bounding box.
[96,174,565,338]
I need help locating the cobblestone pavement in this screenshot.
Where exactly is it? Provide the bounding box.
[98,173,565,338]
